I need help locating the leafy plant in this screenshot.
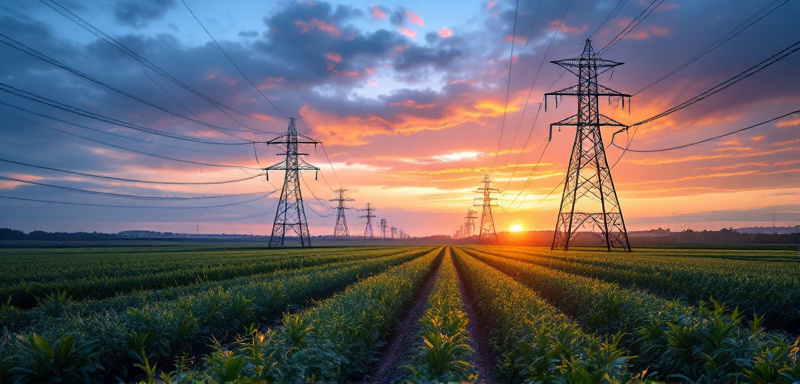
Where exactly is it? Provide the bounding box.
[7,332,102,382]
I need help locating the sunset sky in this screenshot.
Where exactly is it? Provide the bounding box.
[1,0,798,237]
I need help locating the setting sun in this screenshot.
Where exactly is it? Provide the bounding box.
[509,224,524,232]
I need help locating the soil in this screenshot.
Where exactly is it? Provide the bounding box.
[369,246,446,383]
[452,247,497,383]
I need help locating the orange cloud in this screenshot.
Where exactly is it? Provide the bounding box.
[405,10,424,26]
[486,0,498,10]
[400,27,417,38]
[553,20,588,36]
[325,52,342,63]
[371,4,386,20]
[776,116,800,127]
[256,77,285,90]
[650,25,671,36]
[504,35,526,44]
[439,28,453,38]
[294,18,341,37]
[301,91,519,145]
[250,113,273,121]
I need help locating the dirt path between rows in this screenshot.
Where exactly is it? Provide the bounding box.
[369,246,446,383]
[452,247,496,383]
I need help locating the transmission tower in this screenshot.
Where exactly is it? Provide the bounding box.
[263,118,320,247]
[390,226,397,239]
[544,39,631,251]
[474,174,499,244]
[330,189,353,237]
[361,203,375,238]
[463,209,477,238]
[380,219,387,238]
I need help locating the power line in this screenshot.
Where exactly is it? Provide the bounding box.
[0,193,270,209]
[588,0,629,40]
[320,143,343,189]
[0,158,261,185]
[599,0,664,55]
[629,39,800,128]
[0,83,252,146]
[0,175,267,201]
[181,0,291,120]
[42,0,275,134]
[0,33,256,137]
[634,0,789,96]
[611,109,800,153]
[490,0,520,173]
[3,107,261,171]
[495,0,573,175]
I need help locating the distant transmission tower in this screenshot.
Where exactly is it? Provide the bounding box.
[380,219,387,238]
[475,174,498,244]
[544,39,631,251]
[463,209,477,238]
[391,226,397,239]
[263,117,320,247]
[330,189,353,237]
[361,203,375,238]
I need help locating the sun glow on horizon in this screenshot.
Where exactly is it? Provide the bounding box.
[509,224,524,232]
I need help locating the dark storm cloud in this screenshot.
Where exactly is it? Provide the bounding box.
[113,0,176,28]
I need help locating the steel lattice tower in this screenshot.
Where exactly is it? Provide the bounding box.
[463,209,477,238]
[361,203,375,238]
[330,188,353,237]
[475,174,499,244]
[544,39,631,251]
[263,118,320,247]
[380,218,387,238]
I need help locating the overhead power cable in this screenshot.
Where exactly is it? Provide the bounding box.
[0,33,255,137]
[629,39,800,129]
[41,0,274,134]
[490,0,520,173]
[612,109,800,153]
[0,193,271,209]
[0,83,252,146]
[634,0,789,96]
[181,0,291,120]
[3,107,261,171]
[0,158,261,185]
[599,0,664,55]
[496,0,573,173]
[0,176,266,201]
[588,0,629,40]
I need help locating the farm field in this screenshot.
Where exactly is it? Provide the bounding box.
[0,245,798,383]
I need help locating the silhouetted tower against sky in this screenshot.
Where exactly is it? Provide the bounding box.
[463,209,477,238]
[475,174,498,244]
[391,226,397,239]
[544,39,631,251]
[330,188,353,237]
[380,218,387,238]
[264,118,320,247]
[361,203,375,238]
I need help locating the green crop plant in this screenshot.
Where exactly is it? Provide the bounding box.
[404,250,476,382]
[452,248,634,382]
[3,333,102,383]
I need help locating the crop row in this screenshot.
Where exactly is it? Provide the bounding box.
[0,246,413,309]
[0,247,433,382]
[402,247,477,382]
[462,247,800,383]
[163,246,446,383]
[467,245,800,329]
[0,246,372,283]
[1,247,432,333]
[452,247,635,382]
